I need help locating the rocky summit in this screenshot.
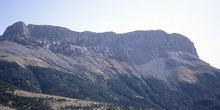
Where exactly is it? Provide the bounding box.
[0,21,220,109]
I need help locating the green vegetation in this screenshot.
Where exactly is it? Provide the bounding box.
[29,67,147,109]
[0,61,41,92]
[30,66,109,101]
[0,80,50,110]
[1,61,220,109]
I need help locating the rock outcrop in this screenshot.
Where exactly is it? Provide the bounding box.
[2,21,37,46]
[1,21,220,109]
[0,22,212,82]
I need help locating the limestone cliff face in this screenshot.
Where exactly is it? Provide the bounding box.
[2,21,37,46]
[26,23,198,64]
[3,21,30,39]
[0,22,214,83]
[1,22,220,109]
[1,22,198,55]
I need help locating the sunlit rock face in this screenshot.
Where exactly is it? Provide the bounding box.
[0,21,213,83]
[1,21,220,109]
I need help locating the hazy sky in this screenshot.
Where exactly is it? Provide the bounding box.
[0,0,220,68]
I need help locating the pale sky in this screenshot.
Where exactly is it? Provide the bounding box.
[0,0,220,68]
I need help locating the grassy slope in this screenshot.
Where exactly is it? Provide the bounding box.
[1,60,220,109]
[0,80,129,110]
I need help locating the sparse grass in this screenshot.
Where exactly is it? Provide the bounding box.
[13,90,121,110]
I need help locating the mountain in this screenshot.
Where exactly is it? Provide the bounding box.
[0,21,220,109]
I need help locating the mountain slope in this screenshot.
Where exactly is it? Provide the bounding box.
[0,21,220,109]
[0,80,127,110]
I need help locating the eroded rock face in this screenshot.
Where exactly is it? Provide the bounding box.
[26,24,199,64]
[2,21,37,46]
[3,21,30,39]
[0,22,207,82]
[1,22,220,109]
